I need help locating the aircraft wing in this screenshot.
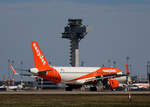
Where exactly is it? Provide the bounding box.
[84,65,130,84]
[84,73,127,84]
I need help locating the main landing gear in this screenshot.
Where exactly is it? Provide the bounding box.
[65,87,73,91]
[81,81,104,92]
[65,81,106,92]
[65,85,81,91]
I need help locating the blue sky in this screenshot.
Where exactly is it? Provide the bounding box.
[68,0,150,5]
[1,0,150,4]
[1,0,150,80]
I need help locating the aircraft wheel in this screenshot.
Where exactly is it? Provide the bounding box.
[90,87,97,91]
[65,87,72,91]
[81,86,86,91]
[96,81,103,92]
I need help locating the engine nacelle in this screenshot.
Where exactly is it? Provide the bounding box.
[108,80,119,90]
[29,68,39,74]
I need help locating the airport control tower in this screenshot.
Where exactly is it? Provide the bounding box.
[62,19,88,67]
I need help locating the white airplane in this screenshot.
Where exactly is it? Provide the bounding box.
[130,83,149,90]
[0,84,23,91]
[10,41,130,91]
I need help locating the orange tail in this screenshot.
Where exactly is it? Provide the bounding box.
[126,64,130,75]
[32,41,51,71]
[9,64,18,75]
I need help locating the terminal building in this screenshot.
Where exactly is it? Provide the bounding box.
[36,78,59,89]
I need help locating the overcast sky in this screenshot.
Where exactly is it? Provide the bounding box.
[1,0,150,80]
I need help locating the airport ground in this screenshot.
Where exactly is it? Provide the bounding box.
[0,90,150,107]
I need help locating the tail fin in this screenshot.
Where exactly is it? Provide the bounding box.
[9,64,18,75]
[32,41,50,71]
[125,64,130,75]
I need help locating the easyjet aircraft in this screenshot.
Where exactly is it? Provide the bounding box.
[10,41,130,91]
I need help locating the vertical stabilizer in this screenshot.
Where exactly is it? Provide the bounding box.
[126,64,130,75]
[32,41,50,71]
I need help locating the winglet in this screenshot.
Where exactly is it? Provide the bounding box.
[9,64,18,75]
[126,64,130,75]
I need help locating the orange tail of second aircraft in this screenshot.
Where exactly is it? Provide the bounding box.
[125,64,130,75]
[32,41,51,71]
[9,64,18,75]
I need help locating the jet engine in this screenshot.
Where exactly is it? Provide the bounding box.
[108,80,119,90]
